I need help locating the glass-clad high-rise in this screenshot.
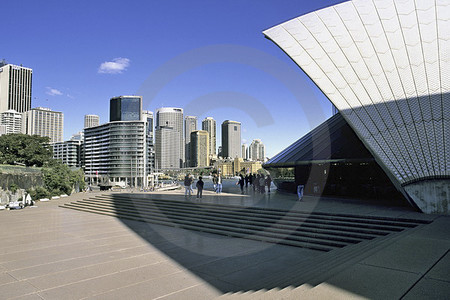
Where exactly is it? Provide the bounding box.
[110,96,142,122]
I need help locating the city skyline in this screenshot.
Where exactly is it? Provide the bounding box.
[1,0,345,158]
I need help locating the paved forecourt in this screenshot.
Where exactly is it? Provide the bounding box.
[0,182,449,299]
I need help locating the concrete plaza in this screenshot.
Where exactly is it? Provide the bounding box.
[0,183,449,299]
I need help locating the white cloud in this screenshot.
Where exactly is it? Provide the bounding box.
[46,87,63,96]
[98,57,130,74]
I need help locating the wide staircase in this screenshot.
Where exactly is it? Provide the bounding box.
[60,193,430,253]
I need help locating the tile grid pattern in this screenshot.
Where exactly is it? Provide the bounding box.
[263,0,449,186]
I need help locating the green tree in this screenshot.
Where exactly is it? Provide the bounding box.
[42,161,85,196]
[0,134,52,167]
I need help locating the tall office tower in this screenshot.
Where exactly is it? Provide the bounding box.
[0,61,32,113]
[0,110,23,134]
[155,107,184,169]
[190,130,210,167]
[202,117,216,156]
[23,107,64,142]
[221,120,241,159]
[110,95,142,122]
[241,144,248,160]
[84,114,100,128]
[142,110,155,172]
[184,116,197,167]
[249,139,265,162]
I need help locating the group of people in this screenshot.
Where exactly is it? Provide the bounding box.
[183,173,274,198]
[237,173,272,194]
[184,174,204,198]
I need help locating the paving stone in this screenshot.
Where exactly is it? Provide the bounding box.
[425,251,450,282]
[39,262,183,300]
[26,252,167,290]
[86,271,209,300]
[324,263,420,300]
[360,236,450,274]
[0,280,38,299]
[403,278,450,300]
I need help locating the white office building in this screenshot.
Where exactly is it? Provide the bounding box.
[22,107,63,143]
[249,139,265,162]
[84,114,100,128]
[0,110,23,134]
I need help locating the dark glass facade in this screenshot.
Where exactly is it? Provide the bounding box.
[110,96,142,122]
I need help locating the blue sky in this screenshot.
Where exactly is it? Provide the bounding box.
[2,0,344,157]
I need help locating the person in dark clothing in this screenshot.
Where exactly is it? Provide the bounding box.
[249,174,253,186]
[244,174,249,188]
[196,176,204,198]
[266,175,272,193]
[238,174,245,194]
[254,174,260,192]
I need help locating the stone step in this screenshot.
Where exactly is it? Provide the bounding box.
[84,196,415,234]
[93,194,427,227]
[72,199,374,244]
[62,203,335,251]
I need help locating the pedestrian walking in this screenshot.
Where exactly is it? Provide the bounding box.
[244,174,249,188]
[196,176,204,198]
[254,174,260,192]
[212,174,218,192]
[266,174,272,193]
[259,175,266,193]
[184,173,193,197]
[238,174,245,194]
[297,184,305,201]
[217,173,223,193]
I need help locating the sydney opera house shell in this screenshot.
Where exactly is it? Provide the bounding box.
[264,0,449,213]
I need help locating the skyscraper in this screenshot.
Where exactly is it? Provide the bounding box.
[83,97,153,187]
[242,144,248,160]
[155,107,184,169]
[110,96,142,122]
[84,114,100,128]
[221,120,241,159]
[142,110,155,172]
[23,107,63,143]
[184,116,197,167]
[202,117,216,156]
[0,61,32,113]
[249,139,265,162]
[190,130,210,167]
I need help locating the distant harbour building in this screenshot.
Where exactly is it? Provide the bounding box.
[221,120,241,159]
[249,139,265,162]
[52,140,82,168]
[155,107,184,169]
[84,114,100,128]
[264,0,450,214]
[184,116,197,167]
[0,110,23,134]
[0,61,32,113]
[202,117,216,156]
[110,96,142,122]
[22,107,63,143]
[190,130,210,167]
